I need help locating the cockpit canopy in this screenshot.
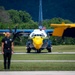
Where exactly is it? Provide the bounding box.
[29,29,47,38]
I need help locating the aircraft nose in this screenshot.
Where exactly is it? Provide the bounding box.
[33,36,43,49]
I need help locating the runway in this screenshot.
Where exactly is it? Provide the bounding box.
[0,52,75,54]
[0,71,75,75]
[0,60,75,62]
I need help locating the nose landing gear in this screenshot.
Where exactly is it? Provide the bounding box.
[37,49,41,53]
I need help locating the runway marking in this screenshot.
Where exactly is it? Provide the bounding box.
[14,52,75,54]
[0,60,75,62]
[0,71,75,75]
[0,52,75,54]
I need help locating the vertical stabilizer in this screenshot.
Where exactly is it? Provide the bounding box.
[39,0,43,27]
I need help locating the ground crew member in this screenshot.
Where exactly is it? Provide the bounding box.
[1,32,14,70]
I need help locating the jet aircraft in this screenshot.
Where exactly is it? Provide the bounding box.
[0,0,53,53]
[0,0,75,53]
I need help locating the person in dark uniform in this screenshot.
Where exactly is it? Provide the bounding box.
[1,32,14,70]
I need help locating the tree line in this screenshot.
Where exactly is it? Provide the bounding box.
[0,6,75,45]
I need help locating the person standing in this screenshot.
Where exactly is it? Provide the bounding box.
[1,32,14,70]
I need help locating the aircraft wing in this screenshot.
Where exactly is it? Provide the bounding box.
[16,29,34,37]
[51,23,75,38]
[45,29,54,36]
[0,29,54,37]
[0,29,34,36]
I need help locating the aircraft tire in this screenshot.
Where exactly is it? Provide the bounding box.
[47,48,51,52]
[27,48,31,53]
[37,50,41,53]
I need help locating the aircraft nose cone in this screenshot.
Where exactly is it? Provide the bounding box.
[33,36,43,49]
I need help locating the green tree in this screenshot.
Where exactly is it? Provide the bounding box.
[8,10,21,23]
[8,10,32,23]
[0,6,11,23]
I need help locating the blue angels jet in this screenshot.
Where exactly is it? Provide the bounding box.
[0,0,75,53]
[0,0,53,53]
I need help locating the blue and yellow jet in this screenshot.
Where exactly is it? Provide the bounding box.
[0,0,53,53]
[0,0,75,53]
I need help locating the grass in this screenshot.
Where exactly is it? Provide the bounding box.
[0,62,75,71]
[52,45,75,52]
[15,45,75,52]
[0,54,75,60]
[0,45,75,53]
[0,45,75,71]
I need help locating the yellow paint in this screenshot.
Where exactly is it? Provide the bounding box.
[52,27,67,37]
[50,22,75,37]
[32,36,43,49]
[51,23,75,28]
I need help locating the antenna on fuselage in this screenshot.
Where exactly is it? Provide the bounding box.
[38,0,43,28]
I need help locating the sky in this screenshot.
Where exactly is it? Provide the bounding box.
[0,0,75,22]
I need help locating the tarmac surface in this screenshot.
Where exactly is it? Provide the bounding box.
[0,71,75,75]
